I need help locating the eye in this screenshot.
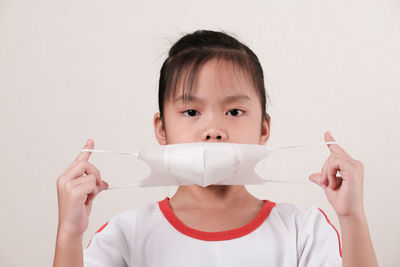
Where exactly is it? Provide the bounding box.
[226,109,244,116]
[183,109,200,117]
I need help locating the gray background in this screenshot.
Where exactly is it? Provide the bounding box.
[1,0,399,266]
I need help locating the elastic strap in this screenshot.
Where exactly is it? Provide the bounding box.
[81,149,139,157]
[267,141,337,150]
[81,141,337,155]
[106,183,141,190]
[80,141,337,190]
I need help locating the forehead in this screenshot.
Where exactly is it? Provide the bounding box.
[169,58,259,104]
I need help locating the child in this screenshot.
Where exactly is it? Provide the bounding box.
[53,30,378,266]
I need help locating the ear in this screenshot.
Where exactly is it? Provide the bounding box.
[259,113,271,145]
[153,112,167,145]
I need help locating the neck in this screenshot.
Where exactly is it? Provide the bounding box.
[170,184,259,210]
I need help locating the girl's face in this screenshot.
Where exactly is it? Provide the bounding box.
[154,58,270,145]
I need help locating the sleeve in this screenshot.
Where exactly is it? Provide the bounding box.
[297,207,342,267]
[83,215,130,267]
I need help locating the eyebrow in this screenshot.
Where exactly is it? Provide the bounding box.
[173,94,251,104]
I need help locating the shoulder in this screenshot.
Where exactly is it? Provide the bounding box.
[86,201,158,247]
[84,201,161,266]
[269,202,341,241]
[270,202,325,226]
[270,202,342,264]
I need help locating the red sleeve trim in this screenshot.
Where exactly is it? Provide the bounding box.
[86,221,109,248]
[158,197,276,241]
[318,208,343,257]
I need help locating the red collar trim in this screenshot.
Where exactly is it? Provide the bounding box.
[158,197,276,241]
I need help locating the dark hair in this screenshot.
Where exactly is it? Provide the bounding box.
[158,30,270,125]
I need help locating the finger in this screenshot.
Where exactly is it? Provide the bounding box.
[61,161,109,192]
[100,180,109,190]
[327,159,342,190]
[85,197,94,211]
[320,159,329,187]
[71,175,99,196]
[326,157,340,190]
[81,183,98,207]
[324,131,350,158]
[63,161,101,185]
[309,172,324,187]
[86,193,96,205]
[75,176,107,205]
[72,138,94,166]
[70,174,108,193]
[334,175,343,190]
[328,156,355,180]
[61,139,94,177]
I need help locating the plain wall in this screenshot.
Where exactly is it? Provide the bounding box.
[1,0,399,266]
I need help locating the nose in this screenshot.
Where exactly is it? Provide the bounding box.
[201,127,228,142]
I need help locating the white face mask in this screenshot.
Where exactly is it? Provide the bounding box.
[82,141,336,189]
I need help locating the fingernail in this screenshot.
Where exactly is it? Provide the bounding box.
[86,139,90,145]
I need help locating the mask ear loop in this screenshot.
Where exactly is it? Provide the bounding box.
[258,141,338,183]
[81,148,141,190]
[81,149,139,157]
[81,141,338,189]
[266,141,337,151]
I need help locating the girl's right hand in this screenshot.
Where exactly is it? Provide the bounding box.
[56,139,109,239]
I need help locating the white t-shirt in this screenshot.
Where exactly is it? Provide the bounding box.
[84,197,342,267]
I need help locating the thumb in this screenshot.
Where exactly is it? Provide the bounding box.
[309,173,326,188]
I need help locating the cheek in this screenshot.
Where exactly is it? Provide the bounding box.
[231,115,263,138]
[232,122,261,139]
[164,117,197,142]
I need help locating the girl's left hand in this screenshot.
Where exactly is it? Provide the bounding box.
[309,131,365,219]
